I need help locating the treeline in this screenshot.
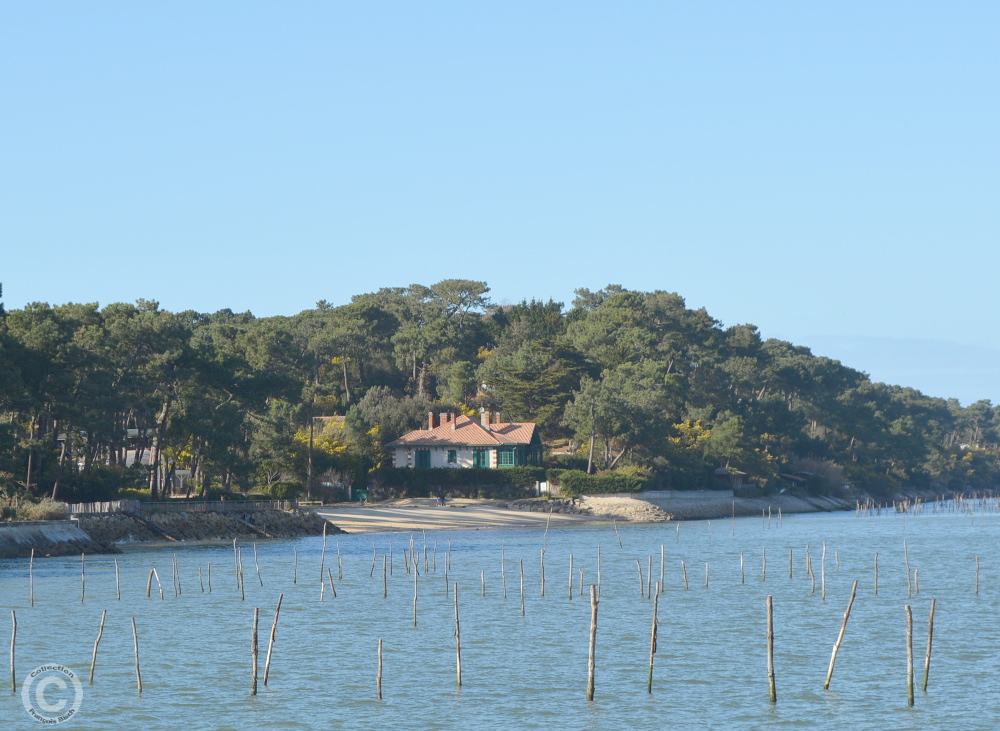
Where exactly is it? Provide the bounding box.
[0,280,997,503]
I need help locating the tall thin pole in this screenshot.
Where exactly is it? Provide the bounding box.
[454,584,462,687]
[647,584,659,693]
[263,594,283,687]
[9,610,15,694]
[377,639,383,700]
[767,595,776,703]
[251,607,259,695]
[587,585,598,701]
[89,609,107,684]
[131,617,142,694]
[923,598,936,692]
[905,604,914,707]
[824,580,858,690]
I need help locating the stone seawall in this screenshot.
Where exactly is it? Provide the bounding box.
[0,521,92,559]
[0,509,334,558]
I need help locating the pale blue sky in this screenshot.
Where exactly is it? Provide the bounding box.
[2,3,998,404]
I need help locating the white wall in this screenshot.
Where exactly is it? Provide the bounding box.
[393,446,485,468]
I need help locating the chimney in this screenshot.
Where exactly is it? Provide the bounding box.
[428,412,436,430]
[494,412,501,425]
[481,411,491,431]
[439,412,448,429]
[450,413,457,431]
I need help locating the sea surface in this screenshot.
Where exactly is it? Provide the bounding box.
[2,502,999,730]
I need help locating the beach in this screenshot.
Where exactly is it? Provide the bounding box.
[315,492,854,533]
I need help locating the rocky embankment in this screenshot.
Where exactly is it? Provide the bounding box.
[72,509,333,553]
[504,497,671,522]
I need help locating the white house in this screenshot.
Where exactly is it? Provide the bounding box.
[387,412,542,469]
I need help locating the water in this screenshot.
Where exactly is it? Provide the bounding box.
[2,505,1000,730]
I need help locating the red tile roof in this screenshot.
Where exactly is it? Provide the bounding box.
[387,414,536,448]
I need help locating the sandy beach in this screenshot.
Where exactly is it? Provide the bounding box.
[315,498,607,533]
[315,492,854,533]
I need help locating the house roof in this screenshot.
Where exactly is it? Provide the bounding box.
[387,414,537,448]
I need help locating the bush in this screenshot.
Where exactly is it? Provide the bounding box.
[554,470,648,498]
[17,498,69,521]
[375,467,546,499]
[271,482,305,500]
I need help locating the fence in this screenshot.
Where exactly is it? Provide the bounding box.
[67,499,298,516]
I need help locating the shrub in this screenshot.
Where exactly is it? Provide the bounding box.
[375,467,546,499]
[554,470,648,498]
[17,498,69,521]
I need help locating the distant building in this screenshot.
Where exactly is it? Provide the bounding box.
[387,412,542,469]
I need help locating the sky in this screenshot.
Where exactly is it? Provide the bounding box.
[1,3,998,405]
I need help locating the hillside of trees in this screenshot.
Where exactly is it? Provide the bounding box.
[0,280,997,504]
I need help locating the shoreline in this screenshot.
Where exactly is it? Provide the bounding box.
[314,492,856,534]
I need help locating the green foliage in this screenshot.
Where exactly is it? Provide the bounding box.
[17,497,68,521]
[0,280,997,502]
[554,469,648,498]
[377,467,545,498]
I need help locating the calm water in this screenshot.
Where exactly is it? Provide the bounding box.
[2,504,1000,730]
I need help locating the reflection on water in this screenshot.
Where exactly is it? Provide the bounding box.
[2,504,999,730]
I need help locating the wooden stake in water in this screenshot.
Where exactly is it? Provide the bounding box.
[704,562,709,589]
[540,549,546,597]
[874,552,879,595]
[569,554,574,600]
[681,560,689,590]
[377,639,383,700]
[131,617,142,694]
[251,607,259,696]
[579,568,584,597]
[835,550,839,572]
[923,598,936,692]
[635,559,644,597]
[338,541,343,581]
[659,545,664,595]
[114,558,120,601]
[788,548,792,580]
[767,595,776,703]
[613,519,623,549]
[647,556,653,598]
[821,542,827,601]
[152,568,164,600]
[208,562,212,592]
[414,569,419,627]
[370,542,376,578]
[199,566,204,593]
[382,555,388,598]
[824,579,858,690]
[975,556,980,595]
[905,604,914,707]
[29,549,34,607]
[762,548,766,582]
[904,540,912,598]
[89,609,107,684]
[81,553,86,603]
[263,593,283,687]
[454,584,462,687]
[501,541,507,599]
[587,585,598,701]
[9,609,15,694]
[520,558,525,616]
[647,583,659,693]
[597,545,602,598]
[293,548,298,584]
[327,568,336,598]
[146,569,154,598]
[741,552,745,585]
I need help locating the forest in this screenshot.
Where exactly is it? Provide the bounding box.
[0,280,997,504]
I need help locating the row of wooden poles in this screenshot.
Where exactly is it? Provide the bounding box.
[9,523,955,704]
[857,493,1000,518]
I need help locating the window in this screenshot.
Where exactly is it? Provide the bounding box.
[473,449,489,468]
[415,449,431,468]
[447,450,457,464]
[498,447,518,467]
